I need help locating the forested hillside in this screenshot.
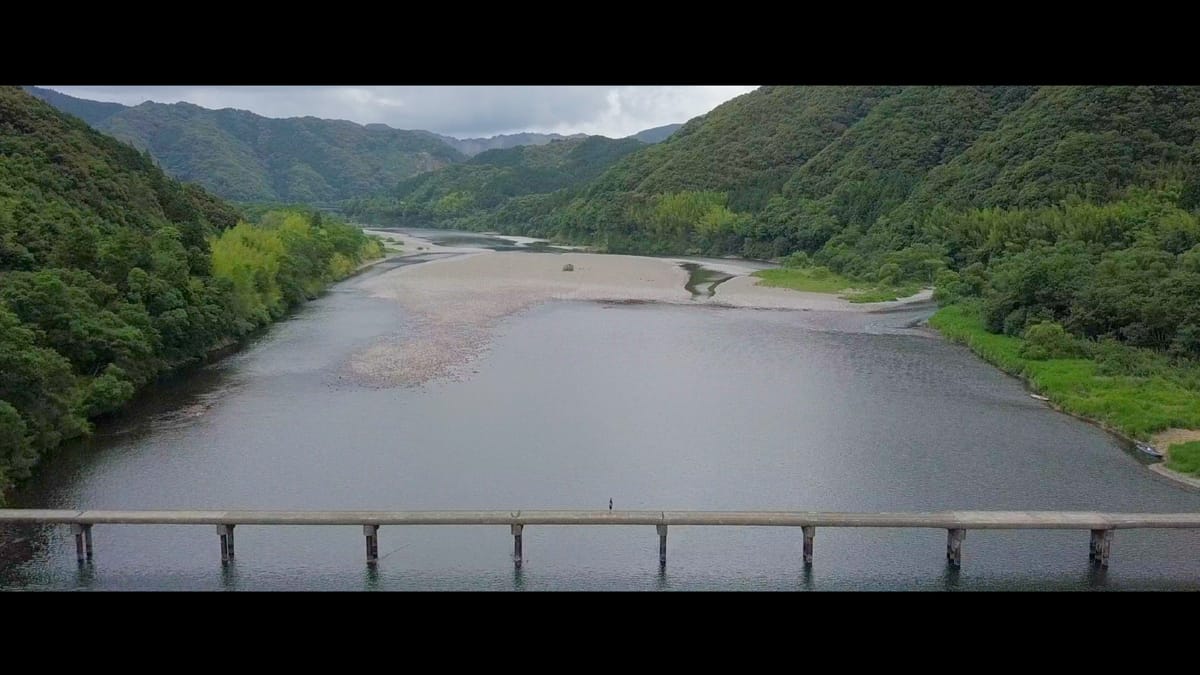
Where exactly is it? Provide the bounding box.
[100,103,464,203]
[343,136,646,229]
[0,87,382,497]
[25,88,465,203]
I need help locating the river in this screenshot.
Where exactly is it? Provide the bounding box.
[2,231,1198,590]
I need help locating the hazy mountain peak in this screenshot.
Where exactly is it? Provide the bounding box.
[23,85,128,126]
[626,123,683,143]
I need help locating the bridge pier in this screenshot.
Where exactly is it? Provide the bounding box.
[512,524,523,569]
[364,525,379,565]
[657,524,668,568]
[802,526,815,565]
[946,528,965,567]
[1089,529,1112,567]
[217,524,236,563]
[71,524,93,562]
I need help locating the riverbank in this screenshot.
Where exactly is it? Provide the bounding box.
[347,233,933,387]
[752,267,923,303]
[929,303,1200,488]
[365,229,490,255]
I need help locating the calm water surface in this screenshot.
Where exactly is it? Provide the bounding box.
[3,248,1198,590]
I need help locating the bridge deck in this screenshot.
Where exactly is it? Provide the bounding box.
[3,509,1200,529]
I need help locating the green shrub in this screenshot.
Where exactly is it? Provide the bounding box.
[84,365,136,417]
[1020,322,1086,360]
[933,269,962,302]
[876,262,901,285]
[1092,339,1167,377]
[781,251,810,268]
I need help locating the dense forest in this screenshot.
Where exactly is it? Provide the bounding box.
[0,87,382,498]
[25,87,464,203]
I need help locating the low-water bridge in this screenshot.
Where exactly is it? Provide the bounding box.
[5,510,1200,570]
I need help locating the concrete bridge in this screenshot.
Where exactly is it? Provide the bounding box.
[3,509,1200,570]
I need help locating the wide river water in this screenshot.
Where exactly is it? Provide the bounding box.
[3,233,1199,590]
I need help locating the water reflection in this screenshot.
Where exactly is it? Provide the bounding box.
[220,561,240,591]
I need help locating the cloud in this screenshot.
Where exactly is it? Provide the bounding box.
[41,85,759,138]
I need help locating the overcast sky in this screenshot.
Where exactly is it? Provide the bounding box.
[41,86,759,139]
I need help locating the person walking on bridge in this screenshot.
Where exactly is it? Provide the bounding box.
[609,498,613,511]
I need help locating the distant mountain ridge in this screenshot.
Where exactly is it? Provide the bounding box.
[25,87,682,202]
[626,123,683,143]
[23,86,126,126]
[343,134,647,227]
[424,124,684,157]
[25,87,464,203]
[424,131,589,157]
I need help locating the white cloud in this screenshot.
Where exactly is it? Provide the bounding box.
[41,85,759,138]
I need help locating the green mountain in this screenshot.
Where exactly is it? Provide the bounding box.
[758,86,1036,255]
[23,86,126,126]
[25,88,681,204]
[578,86,899,212]
[26,88,466,203]
[100,103,464,203]
[0,87,380,496]
[344,135,646,229]
[897,86,1200,214]
[424,85,1198,263]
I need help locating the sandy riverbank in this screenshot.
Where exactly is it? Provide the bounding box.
[349,251,691,386]
[365,229,488,255]
[346,234,931,387]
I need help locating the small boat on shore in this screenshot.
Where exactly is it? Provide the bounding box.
[1136,442,1164,459]
[1030,393,1050,401]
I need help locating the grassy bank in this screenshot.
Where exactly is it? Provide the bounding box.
[929,304,1200,475]
[1167,442,1200,475]
[752,267,919,303]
